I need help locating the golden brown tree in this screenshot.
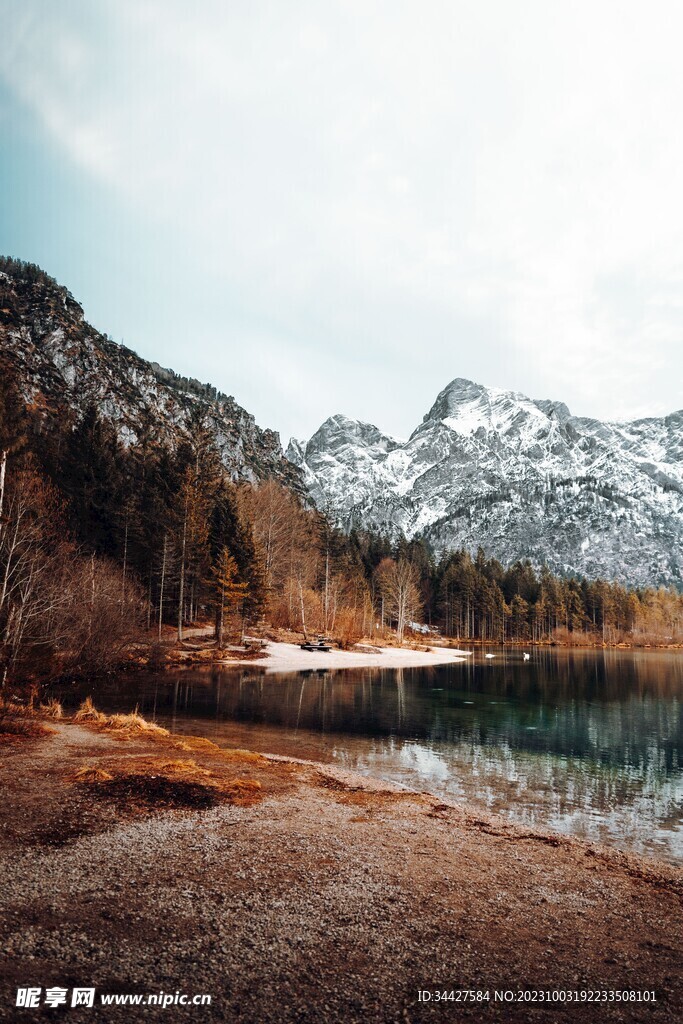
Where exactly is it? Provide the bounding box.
[207,547,248,647]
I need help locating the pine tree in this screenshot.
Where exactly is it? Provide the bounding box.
[207,548,248,646]
[60,404,126,557]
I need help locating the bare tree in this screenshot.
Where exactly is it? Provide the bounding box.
[375,558,422,641]
[0,462,143,685]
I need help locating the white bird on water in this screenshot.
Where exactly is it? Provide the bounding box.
[485,653,495,659]
[523,652,530,661]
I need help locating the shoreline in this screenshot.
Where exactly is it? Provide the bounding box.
[1,715,681,1022]
[161,636,683,677]
[225,639,472,674]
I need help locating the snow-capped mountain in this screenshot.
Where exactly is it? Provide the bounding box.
[0,258,301,490]
[287,378,683,586]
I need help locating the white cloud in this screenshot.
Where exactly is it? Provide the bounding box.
[2,0,683,439]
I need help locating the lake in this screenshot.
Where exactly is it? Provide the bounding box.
[55,648,683,864]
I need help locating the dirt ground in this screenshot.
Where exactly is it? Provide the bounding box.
[0,720,681,1023]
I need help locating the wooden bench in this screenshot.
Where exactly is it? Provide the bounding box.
[243,638,268,651]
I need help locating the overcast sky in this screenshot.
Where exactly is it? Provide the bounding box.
[1,0,682,442]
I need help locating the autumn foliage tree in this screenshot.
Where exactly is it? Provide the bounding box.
[206,548,248,646]
[1,341,681,678]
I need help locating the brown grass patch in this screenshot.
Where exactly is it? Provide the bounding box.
[73,697,106,723]
[95,774,221,810]
[0,697,55,739]
[174,740,269,767]
[83,771,262,811]
[73,699,169,737]
[67,748,264,811]
[218,748,267,763]
[39,699,64,719]
[218,648,268,662]
[0,719,55,740]
[338,790,403,808]
[173,735,222,753]
[101,711,169,736]
[155,758,211,777]
[123,757,212,778]
[72,766,115,783]
[216,778,262,806]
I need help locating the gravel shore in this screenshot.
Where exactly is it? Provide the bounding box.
[1,721,681,1023]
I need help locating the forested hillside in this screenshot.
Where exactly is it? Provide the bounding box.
[1,259,681,686]
[0,257,301,490]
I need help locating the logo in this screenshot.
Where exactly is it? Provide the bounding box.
[15,987,96,1009]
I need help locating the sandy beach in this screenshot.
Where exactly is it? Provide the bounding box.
[228,639,472,674]
[1,716,681,1023]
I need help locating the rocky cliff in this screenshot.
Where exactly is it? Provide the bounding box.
[0,257,301,490]
[288,378,683,586]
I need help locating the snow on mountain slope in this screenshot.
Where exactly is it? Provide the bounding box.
[287,378,683,586]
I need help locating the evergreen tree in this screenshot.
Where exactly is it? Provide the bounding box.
[206,548,248,646]
[60,404,126,557]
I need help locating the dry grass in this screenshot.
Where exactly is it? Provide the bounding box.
[73,698,169,737]
[0,718,55,740]
[173,735,222,753]
[119,757,263,804]
[218,748,267,763]
[59,705,269,813]
[217,778,262,806]
[174,738,272,769]
[73,697,106,723]
[221,649,268,662]
[0,695,29,714]
[67,750,263,810]
[0,696,55,740]
[101,711,169,736]
[155,758,211,777]
[64,706,268,811]
[39,699,64,719]
[72,765,114,783]
[70,766,262,811]
[338,789,409,808]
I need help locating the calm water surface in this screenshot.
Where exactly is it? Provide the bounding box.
[56,649,683,864]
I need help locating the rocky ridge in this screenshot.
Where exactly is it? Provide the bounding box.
[287,378,683,586]
[0,258,301,490]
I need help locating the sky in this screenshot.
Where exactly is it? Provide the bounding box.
[1,0,682,443]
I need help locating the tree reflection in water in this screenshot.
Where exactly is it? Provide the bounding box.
[54,648,683,863]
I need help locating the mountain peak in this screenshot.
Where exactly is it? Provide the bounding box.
[422,378,577,439]
[304,413,403,458]
[290,375,683,587]
[423,377,482,420]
